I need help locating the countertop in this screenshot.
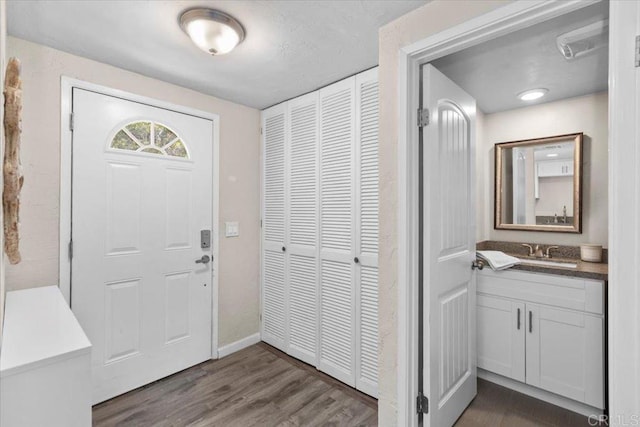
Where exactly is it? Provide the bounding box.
[506,255,608,281]
[0,286,92,378]
[476,241,608,281]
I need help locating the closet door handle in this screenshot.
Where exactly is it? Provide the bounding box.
[354,257,360,264]
[517,308,521,330]
[529,310,533,333]
[282,246,286,252]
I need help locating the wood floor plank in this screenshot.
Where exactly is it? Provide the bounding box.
[93,343,377,427]
[93,342,591,427]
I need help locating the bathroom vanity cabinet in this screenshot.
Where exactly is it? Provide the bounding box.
[477,268,605,414]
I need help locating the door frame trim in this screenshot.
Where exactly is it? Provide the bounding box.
[396,1,602,425]
[59,77,221,359]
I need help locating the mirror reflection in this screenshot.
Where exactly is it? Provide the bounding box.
[495,133,582,233]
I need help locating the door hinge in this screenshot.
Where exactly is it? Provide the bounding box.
[417,392,429,414]
[417,108,429,127]
[69,113,74,131]
[68,240,73,260]
[635,35,640,67]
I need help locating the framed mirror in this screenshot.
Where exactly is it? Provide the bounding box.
[495,133,583,233]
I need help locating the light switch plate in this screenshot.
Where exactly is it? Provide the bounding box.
[225,221,239,237]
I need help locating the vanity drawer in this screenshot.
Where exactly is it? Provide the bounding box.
[477,269,604,315]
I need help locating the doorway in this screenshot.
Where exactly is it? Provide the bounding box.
[398,1,611,426]
[61,82,220,403]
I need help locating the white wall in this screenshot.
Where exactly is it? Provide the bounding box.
[378,1,510,424]
[536,176,573,217]
[5,36,261,347]
[478,91,608,246]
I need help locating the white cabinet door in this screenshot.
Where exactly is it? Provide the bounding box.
[286,93,319,366]
[537,160,573,177]
[355,69,379,397]
[318,77,356,386]
[477,295,525,382]
[261,103,288,352]
[526,304,604,409]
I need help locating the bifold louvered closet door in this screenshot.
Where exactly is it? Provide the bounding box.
[262,104,287,351]
[261,68,378,398]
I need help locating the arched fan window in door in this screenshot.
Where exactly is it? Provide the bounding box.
[110,121,189,158]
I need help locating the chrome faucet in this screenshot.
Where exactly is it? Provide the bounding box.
[545,246,559,258]
[522,244,544,258]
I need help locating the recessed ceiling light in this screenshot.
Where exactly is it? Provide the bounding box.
[518,88,548,101]
[180,8,245,55]
[547,153,559,158]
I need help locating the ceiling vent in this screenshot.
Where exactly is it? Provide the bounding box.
[556,19,608,60]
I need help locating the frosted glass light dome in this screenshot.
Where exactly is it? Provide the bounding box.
[180,9,245,56]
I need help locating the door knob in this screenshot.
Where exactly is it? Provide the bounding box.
[282,246,286,252]
[354,257,360,264]
[471,260,485,270]
[195,255,211,264]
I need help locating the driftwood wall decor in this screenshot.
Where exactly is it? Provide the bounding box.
[3,58,24,264]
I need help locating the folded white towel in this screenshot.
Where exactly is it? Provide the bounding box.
[476,250,521,271]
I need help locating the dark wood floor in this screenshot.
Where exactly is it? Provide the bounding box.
[94,342,594,427]
[93,343,377,426]
[455,379,594,427]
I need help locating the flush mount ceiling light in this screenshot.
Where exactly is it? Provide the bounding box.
[518,88,548,101]
[180,8,245,55]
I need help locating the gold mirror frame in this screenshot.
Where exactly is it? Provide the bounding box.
[494,132,583,233]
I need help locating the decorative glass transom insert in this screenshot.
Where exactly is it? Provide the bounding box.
[111,121,189,158]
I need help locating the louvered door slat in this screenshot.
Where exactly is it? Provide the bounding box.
[287,93,318,365]
[264,113,285,243]
[262,105,287,351]
[319,77,356,386]
[355,69,379,397]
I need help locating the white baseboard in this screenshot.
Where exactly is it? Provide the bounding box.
[217,333,261,358]
[478,369,604,417]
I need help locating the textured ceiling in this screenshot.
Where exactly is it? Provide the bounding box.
[8,0,427,109]
[432,2,609,114]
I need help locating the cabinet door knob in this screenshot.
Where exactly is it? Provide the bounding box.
[354,257,359,264]
[282,246,286,252]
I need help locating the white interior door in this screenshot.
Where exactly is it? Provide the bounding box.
[71,88,213,403]
[286,93,319,366]
[355,68,379,397]
[318,77,356,386]
[422,64,477,426]
[261,103,288,352]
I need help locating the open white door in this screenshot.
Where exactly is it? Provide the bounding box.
[421,64,477,426]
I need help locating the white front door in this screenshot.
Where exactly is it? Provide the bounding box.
[71,88,214,403]
[421,64,477,426]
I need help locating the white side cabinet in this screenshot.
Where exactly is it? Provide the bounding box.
[477,269,605,412]
[0,286,92,427]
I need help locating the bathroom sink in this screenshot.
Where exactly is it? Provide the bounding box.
[517,258,578,269]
